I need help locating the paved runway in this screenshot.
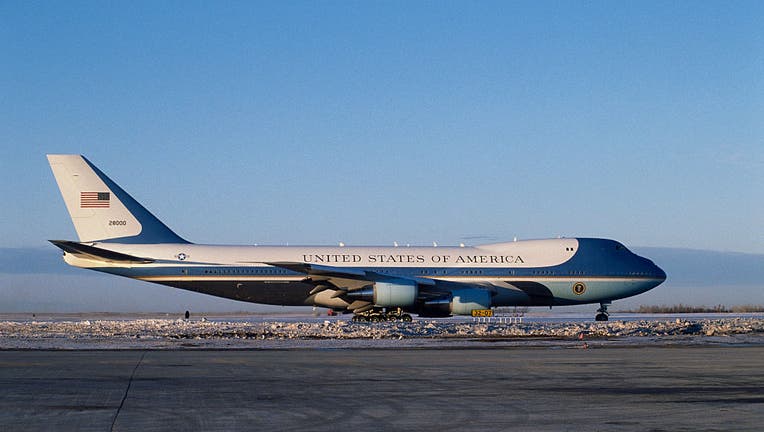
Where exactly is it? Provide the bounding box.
[1,346,763,431]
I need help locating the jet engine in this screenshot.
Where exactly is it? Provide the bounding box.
[373,280,418,307]
[420,288,493,316]
[450,288,492,315]
[348,280,418,307]
[309,289,351,309]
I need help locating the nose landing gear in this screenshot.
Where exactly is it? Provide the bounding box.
[595,302,610,321]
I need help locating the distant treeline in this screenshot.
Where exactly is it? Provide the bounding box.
[626,304,764,314]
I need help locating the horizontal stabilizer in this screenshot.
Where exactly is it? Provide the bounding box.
[49,240,155,264]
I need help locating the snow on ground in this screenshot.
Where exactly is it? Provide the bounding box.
[1,316,764,349]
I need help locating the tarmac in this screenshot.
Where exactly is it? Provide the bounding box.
[1,346,763,431]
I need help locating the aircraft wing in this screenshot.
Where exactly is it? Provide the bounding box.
[265,261,467,303]
[265,262,435,286]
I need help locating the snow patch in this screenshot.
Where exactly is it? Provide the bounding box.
[1,317,764,349]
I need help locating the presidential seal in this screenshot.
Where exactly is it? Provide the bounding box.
[572,282,586,295]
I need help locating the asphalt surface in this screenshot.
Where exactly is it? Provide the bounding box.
[1,346,763,431]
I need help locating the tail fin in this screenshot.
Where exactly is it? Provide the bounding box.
[47,155,189,244]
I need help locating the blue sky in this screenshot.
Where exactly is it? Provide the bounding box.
[2,1,763,254]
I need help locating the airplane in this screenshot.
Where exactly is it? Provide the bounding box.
[47,154,666,321]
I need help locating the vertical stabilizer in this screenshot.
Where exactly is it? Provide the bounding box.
[47,155,188,244]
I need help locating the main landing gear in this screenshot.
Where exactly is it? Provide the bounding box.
[595,302,610,322]
[352,307,413,323]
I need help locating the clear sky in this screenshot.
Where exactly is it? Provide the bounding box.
[2,1,763,254]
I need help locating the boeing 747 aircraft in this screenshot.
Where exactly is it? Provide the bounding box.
[47,155,665,321]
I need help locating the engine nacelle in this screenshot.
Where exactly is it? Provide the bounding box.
[419,288,493,316]
[373,280,418,307]
[449,288,492,315]
[310,289,351,309]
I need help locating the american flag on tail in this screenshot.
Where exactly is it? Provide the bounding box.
[80,192,110,208]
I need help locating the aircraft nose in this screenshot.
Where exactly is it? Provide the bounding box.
[655,263,667,281]
[649,260,666,282]
[636,254,666,284]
